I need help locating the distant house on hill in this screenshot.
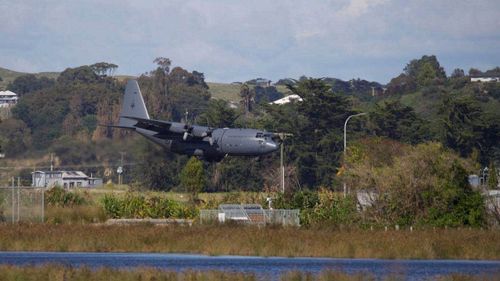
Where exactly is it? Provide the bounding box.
[470,76,500,83]
[0,90,18,108]
[32,170,103,189]
[255,78,271,87]
[270,94,303,105]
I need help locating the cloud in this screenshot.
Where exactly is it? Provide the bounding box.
[0,0,499,83]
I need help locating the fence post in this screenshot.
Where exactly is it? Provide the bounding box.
[11,177,14,223]
[17,177,20,222]
[41,186,44,223]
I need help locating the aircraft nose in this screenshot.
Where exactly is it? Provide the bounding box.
[264,140,279,152]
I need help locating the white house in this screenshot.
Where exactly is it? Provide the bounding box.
[0,90,19,108]
[270,94,303,105]
[470,77,500,83]
[32,170,103,189]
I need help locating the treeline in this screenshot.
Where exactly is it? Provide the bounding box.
[0,56,499,194]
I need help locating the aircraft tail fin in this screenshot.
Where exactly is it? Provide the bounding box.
[118,79,150,128]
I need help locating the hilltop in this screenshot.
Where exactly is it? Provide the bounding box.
[0,67,59,90]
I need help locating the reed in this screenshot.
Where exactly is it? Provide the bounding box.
[0,224,498,259]
[0,265,495,281]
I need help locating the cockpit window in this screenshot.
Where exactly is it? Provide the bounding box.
[256,133,264,138]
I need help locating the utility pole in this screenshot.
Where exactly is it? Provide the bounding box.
[278,133,292,194]
[118,152,126,185]
[343,113,367,197]
[50,153,54,172]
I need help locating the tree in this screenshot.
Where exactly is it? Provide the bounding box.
[7,74,54,96]
[287,78,354,187]
[404,55,446,87]
[199,99,238,128]
[345,141,486,227]
[180,157,206,200]
[239,83,253,115]
[90,62,118,76]
[468,68,482,77]
[368,100,429,144]
[488,161,498,189]
[451,68,465,79]
[440,96,485,157]
[0,119,32,156]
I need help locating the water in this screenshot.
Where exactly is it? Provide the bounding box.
[0,251,499,280]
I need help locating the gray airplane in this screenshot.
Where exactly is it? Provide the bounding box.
[113,80,281,162]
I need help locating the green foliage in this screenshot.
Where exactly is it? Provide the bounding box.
[488,161,498,189]
[198,99,238,128]
[7,74,54,96]
[180,157,206,199]
[404,55,446,87]
[131,141,183,190]
[440,96,486,157]
[0,118,31,156]
[289,78,354,187]
[272,190,357,226]
[368,100,429,144]
[45,187,86,207]
[101,193,198,219]
[346,141,486,227]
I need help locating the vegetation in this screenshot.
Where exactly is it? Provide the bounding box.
[101,193,197,219]
[0,224,498,259]
[345,140,486,227]
[1,54,500,229]
[180,157,206,201]
[0,266,257,281]
[1,265,495,281]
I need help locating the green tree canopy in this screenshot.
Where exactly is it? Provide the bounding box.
[7,74,55,96]
[180,157,206,199]
[368,100,429,144]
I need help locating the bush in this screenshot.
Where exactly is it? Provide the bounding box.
[45,187,86,207]
[101,193,197,219]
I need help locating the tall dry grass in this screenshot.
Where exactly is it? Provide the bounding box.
[0,265,496,281]
[0,265,257,281]
[0,224,498,259]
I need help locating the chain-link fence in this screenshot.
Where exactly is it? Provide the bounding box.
[0,186,44,223]
[200,208,300,226]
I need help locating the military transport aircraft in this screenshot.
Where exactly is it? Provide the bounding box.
[111,80,281,162]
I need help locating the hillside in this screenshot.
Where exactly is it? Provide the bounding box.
[0,67,59,90]
[207,82,291,102]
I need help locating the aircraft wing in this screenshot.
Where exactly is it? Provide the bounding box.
[120,115,172,133]
[120,115,209,141]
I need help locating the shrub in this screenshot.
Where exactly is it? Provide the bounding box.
[45,187,86,207]
[101,193,197,219]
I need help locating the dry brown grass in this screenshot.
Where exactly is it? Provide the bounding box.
[0,265,495,281]
[0,265,257,281]
[0,224,498,259]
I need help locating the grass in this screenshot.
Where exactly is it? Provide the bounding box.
[0,224,498,260]
[207,82,292,102]
[0,67,59,90]
[0,265,497,281]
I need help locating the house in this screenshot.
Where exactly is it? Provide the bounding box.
[470,76,500,83]
[0,90,18,108]
[31,170,103,188]
[255,78,271,87]
[270,94,303,105]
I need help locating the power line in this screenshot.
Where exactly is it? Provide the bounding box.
[0,162,139,170]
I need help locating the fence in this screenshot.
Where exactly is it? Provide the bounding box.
[200,206,300,226]
[0,184,44,223]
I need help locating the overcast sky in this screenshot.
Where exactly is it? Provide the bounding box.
[1,0,499,83]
